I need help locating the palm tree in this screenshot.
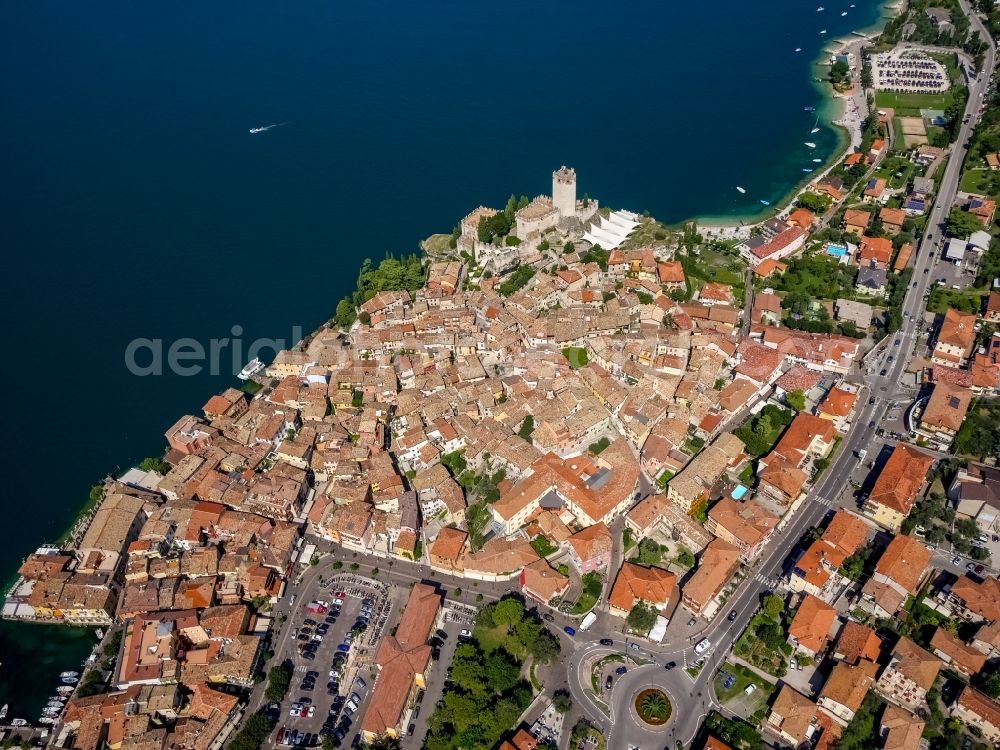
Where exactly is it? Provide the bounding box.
[639,691,670,721]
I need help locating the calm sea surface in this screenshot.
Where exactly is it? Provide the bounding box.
[0,0,883,718]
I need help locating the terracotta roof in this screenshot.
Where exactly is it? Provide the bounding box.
[885,637,941,691]
[608,562,676,612]
[657,261,685,284]
[921,381,973,433]
[820,662,874,714]
[429,527,467,564]
[703,738,736,750]
[880,207,906,227]
[708,498,779,548]
[817,387,858,418]
[822,511,868,556]
[567,522,612,563]
[752,226,806,260]
[881,704,925,750]
[775,364,823,393]
[753,259,788,278]
[520,558,570,602]
[843,208,872,228]
[789,594,838,653]
[362,583,441,737]
[875,535,933,594]
[768,684,818,743]
[834,621,882,665]
[957,686,1000,729]
[893,243,913,273]
[788,208,816,228]
[735,340,784,383]
[930,627,987,675]
[868,444,934,515]
[951,575,1000,623]
[682,539,741,610]
[938,308,977,352]
[859,235,893,265]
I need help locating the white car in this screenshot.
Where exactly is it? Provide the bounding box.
[459,629,472,638]
[695,639,711,655]
[745,684,757,695]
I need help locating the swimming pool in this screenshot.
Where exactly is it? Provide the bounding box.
[731,485,749,500]
[825,245,848,258]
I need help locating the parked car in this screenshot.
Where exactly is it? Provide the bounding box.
[563,626,576,637]
[727,610,738,621]
[628,643,640,651]
[695,639,711,655]
[745,684,757,695]
[599,638,613,646]
[459,629,472,638]
[605,676,613,690]
[615,666,627,676]
[664,661,677,670]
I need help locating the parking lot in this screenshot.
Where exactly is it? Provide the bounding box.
[273,574,393,749]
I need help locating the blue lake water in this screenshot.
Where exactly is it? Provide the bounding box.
[0,0,883,715]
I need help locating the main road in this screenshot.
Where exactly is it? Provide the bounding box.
[567,9,996,746]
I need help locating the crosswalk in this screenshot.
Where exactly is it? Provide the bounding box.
[751,573,782,589]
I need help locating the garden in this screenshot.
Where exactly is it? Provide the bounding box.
[731,595,790,677]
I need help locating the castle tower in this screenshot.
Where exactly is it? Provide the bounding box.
[552,166,577,219]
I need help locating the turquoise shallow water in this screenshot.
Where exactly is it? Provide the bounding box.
[0,0,883,715]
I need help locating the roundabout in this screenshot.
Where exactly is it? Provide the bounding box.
[634,688,672,726]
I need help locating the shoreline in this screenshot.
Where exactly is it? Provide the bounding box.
[692,0,903,233]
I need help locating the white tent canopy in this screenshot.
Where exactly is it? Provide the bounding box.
[581,209,640,250]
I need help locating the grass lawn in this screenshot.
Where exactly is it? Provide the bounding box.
[422,233,454,255]
[472,625,508,653]
[876,157,917,190]
[875,89,952,116]
[926,286,988,315]
[714,662,774,704]
[961,167,1000,197]
[529,535,559,558]
[561,346,588,369]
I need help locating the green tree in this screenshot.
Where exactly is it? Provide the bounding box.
[762,594,785,621]
[493,598,525,628]
[531,629,561,664]
[518,415,535,442]
[264,663,292,702]
[948,207,986,237]
[626,601,658,633]
[785,390,806,412]
[333,298,356,328]
[675,547,696,567]
[138,456,167,474]
[638,691,671,721]
[552,690,572,713]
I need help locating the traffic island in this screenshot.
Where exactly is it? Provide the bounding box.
[634,688,672,726]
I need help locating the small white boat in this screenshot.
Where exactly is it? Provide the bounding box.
[817,6,824,10]
[805,142,817,148]
[56,686,74,696]
[802,168,814,173]
[249,122,286,135]
[59,671,79,679]
[760,199,771,206]
[841,11,847,15]
[0,704,7,720]
[795,47,802,52]
[61,677,78,685]
[820,29,827,34]
[10,719,27,727]
[813,158,822,163]
[48,697,66,704]
[736,186,746,194]
[811,127,820,134]
[38,718,55,725]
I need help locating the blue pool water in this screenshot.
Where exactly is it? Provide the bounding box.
[731,485,749,500]
[825,245,849,258]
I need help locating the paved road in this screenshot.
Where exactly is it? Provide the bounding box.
[564,11,997,745]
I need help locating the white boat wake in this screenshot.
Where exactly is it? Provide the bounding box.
[249,122,287,134]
